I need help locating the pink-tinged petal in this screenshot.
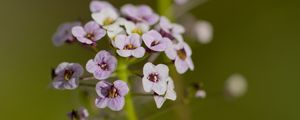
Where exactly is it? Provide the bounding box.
[155,64,169,80]
[113,80,129,96]
[90,1,113,13]
[165,45,177,60]
[65,78,79,89]
[173,34,184,42]
[94,70,111,80]
[86,59,97,73]
[165,78,176,100]
[159,16,172,32]
[186,57,194,71]
[93,28,106,41]
[84,21,100,33]
[107,97,125,111]
[175,58,188,74]
[144,14,159,25]
[165,89,176,101]
[142,32,154,47]
[152,80,167,95]
[55,62,69,74]
[138,5,152,15]
[96,81,110,97]
[132,47,145,58]
[71,63,84,77]
[121,4,138,18]
[115,35,127,49]
[142,77,153,92]
[52,80,64,89]
[95,50,111,63]
[95,97,108,108]
[117,50,132,57]
[183,42,192,56]
[154,95,166,109]
[172,24,185,34]
[129,34,141,47]
[77,37,93,44]
[72,26,86,37]
[143,62,156,76]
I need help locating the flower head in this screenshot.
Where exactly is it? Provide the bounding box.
[154,77,177,108]
[52,21,81,46]
[194,20,213,44]
[124,21,149,35]
[142,30,172,52]
[86,50,117,80]
[225,74,247,98]
[121,4,159,25]
[95,80,129,111]
[157,16,185,42]
[52,62,83,90]
[115,34,145,58]
[142,62,169,95]
[92,7,119,27]
[72,21,106,45]
[67,107,89,120]
[165,42,194,74]
[90,0,114,13]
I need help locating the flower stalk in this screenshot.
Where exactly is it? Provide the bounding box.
[117,59,138,120]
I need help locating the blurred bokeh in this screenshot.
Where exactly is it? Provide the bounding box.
[0,0,299,119]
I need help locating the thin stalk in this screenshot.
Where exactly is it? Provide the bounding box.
[117,60,138,120]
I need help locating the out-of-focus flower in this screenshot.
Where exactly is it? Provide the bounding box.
[225,73,248,98]
[115,34,145,58]
[86,50,117,80]
[124,21,149,36]
[92,7,119,27]
[195,89,206,99]
[174,0,189,5]
[106,18,127,41]
[121,4,159,25]
[67,107,89,120]
[90,0,114,13]
[52,62,83,90]
[95,80,129,111]
[154,77,176,108]
[52,21,81,46]
[142,62,169,95]
[157,16,185,42]
[194,20,213,44]
[142,30,172,52]
[72,21,106,45]
[165,42,194,74]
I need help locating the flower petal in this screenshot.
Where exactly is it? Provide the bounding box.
[86,59,97,73]
[115,35,127,49]
[95,97,109,108]
[143,62,155,76]
[107,97,125,111]
[113,80,129,96]
[132,47,145,58]
[175,58,188,74]
[72,26,86,37]
[142,77,153,93]
[96,81,110,97]
[154,95,166,109]
[152,80,167,95]
[117,50,132,57]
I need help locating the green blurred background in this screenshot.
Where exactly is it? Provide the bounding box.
[0,0,299,119]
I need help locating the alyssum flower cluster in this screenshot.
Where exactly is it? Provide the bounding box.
[52,0,195,119]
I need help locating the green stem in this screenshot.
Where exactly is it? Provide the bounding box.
[117,60,138,120]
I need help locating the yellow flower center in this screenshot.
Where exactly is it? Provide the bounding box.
[132,28,143,35]
[64,70,74,81]
[103,17,114,26]
[124,44,136,50]
[177,48,187,60]
[108,87,118,98]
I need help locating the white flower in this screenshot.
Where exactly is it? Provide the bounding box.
[154,77,177,108]
[225,74,248,98]
[142,62,169,95]
[106,18,127,46]
[124,21,149,35]
[92,7,119,27]
[194,20,213,44]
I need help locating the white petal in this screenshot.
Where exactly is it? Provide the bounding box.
[142,77,153,92]
[143,62,155,76]
[155,64,169,80]
[152,80,167,95]
[117,50,132,57]
[132,47,145,58]
[154,96,166,109]
[174,58,188,74]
